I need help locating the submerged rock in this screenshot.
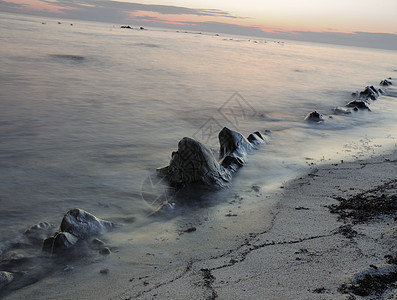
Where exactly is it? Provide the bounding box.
[24,222,53,243]
[304,111,324,122]
[333,107,352,115]
[158,127,265,190]
[0,271,14,289]
[346,100,371,111]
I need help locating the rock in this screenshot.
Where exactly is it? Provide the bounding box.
[380,79,392,86]
[60,209,113,239]
[42,232,78,253]
[0,271,14,289]
[99,247,111,255]
[359,86,379,100]
[24,222,53,243]
[159,137,231,188]
[333,107,352,114]
[120,25,132,29]
[42,209,113,254]
[346,100,371,111]
[219,127,254,160]
[91,238,106,250]
[158,127,265,190]
[304,111,324,122]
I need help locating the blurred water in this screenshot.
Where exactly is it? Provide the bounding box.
[1,12,397,274]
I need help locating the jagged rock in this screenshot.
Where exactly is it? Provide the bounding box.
[346,100,371,111]
[380,79,392,86]
[60,209,113,239]
[157,137,232,188]
[304,111,324,122]
[24,222,53,243]
[0,271,14,289]
[360,86,379,100]
[157,127,265,189]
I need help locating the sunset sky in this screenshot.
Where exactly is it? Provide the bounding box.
[1,0,397,49]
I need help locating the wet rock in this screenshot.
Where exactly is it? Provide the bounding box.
[60,209,113,239]
[0,271,14,289]
[42,232,78,253]
[24,222,53,243]
[304,111,324,122]
[157,127,265,190]
[99,247,111,255]
[346,100,371,111]
[380,79,392,86]
[42,209,113,254]
[158,137,231,188]
[91,238,106,250]
[333,106,352,114]
[360,85,379,100]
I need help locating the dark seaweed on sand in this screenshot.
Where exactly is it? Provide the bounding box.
[329,179,397,223]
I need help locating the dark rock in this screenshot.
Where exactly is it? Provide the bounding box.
[91,238,106,250]
[304,111,324,122]
[0,271,14,289]
[157,127,265,190]
[120,25,132,29]
[42,209,113,254]
[346,100,371,111]
[99,247,111,255]
[359,86,379,100]
[60,209,113,239]
[158,137,231,188]
[380,79,392,86]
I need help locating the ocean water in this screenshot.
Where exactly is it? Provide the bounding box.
[1,12,397,298]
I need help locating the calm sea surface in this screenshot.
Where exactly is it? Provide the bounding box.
[1,12,397,298]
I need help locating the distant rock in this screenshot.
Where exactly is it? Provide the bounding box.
[346,100,371,111]
[333,107,352,115]
[120,25,133,29]
[380,79,392,86]
[304,111,324,122]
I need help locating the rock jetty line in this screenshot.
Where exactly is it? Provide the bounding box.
[305,77,393,122]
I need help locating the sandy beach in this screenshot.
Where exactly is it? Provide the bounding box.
[105,150,397,300]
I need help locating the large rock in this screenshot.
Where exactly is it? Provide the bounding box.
[158,137,232,188]
[157,127,265,189]
[60,209,113,239]
[346,100,371,111]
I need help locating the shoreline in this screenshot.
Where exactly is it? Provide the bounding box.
[3,150,397,299]
[110,150,397,300]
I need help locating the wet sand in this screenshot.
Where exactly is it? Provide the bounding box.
[109,150,397,300]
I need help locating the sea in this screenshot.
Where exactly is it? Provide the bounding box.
[1,11,397,298]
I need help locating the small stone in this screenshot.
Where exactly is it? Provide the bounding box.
[99,247,111,255]
[91,238,106,250]
[0,271,14,288]
[100,268,109,274]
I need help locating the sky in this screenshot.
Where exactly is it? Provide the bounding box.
[1,0,397,50]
